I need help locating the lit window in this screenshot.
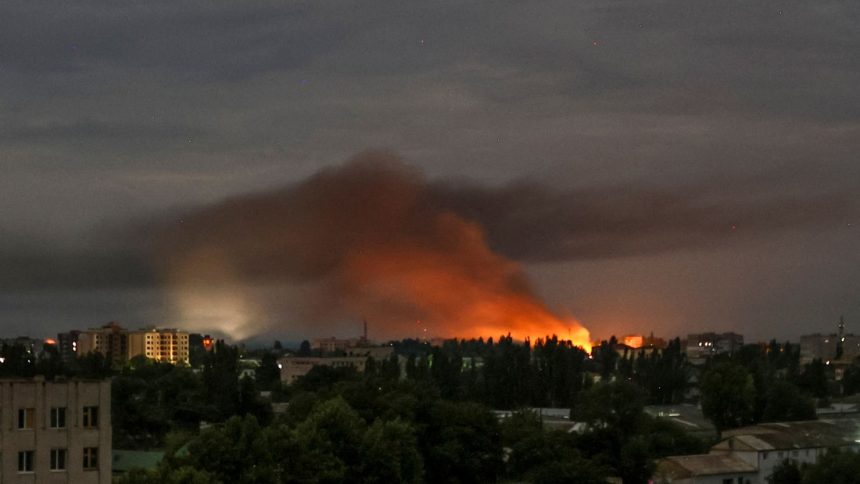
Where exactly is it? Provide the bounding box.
[50,407,67,428]
[17,408,34,429]
[83,447,98,470]
[51,448,67,471]
[18,450,34,473]
[83,406,99,428]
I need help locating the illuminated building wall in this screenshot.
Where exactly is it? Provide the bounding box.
[76,323,189,365]
[127,329,190,365]
[0,378,112,483]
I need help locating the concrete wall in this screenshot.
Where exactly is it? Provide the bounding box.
[0,379,111,484]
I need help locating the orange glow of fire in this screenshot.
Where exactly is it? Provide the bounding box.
[623,335,644,348]
[341,214,592,351]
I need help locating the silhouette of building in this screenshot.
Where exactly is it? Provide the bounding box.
[685,332,743,362]
[800,317,860,364]
[57,331,81,364]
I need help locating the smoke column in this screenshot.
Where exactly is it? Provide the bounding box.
[145,151,854,344]
[150,152,591,346]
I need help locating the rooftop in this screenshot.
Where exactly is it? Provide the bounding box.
[658,454,756,478]
[718,419,860,451]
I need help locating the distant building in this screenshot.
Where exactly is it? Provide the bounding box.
[57,331,81,364]
[311,337,353,353]
[76,323,190,365]
[685,332,743,362]
[127,328,190,365]
[0,377,111,483]
[279,343,397,384]
[654,419,860,484]
[0,337,49,358]
[77,322,128,366]
[615,334,668,357]
[643,404,717,441]
[279,356,371,384]
[800,325,860,365]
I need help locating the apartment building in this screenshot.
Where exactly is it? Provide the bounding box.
[0,378,111,484]
[74,323,190,365]
[127,328,190,365]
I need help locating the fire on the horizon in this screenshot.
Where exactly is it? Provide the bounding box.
[149,152,590,349]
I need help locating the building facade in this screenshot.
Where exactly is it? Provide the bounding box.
[76,323,128,366]
[800,333,860,364]
[279,356,371,385]
[127,328,190,365]
[655,419,860,483]
[74,323,190,365]
[0,378,111,484]
[685,332,744,362]
[56,331,81,365]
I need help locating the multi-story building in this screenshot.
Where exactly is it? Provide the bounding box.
[685,332,744,362]
[77,322,128,366]
[0,377,111,483]
[56,331,81,364]
[75,323,190,365]
[800,323,860,364]
[127,328,190,365]
[279,344,395,384]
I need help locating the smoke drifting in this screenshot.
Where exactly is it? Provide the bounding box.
[144,151,855,342]
[148,152,589,344]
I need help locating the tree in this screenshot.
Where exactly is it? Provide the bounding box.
[183,414,283,484]
[201,341,240,421]
[762,381,815,422]
[293,397,366,483]
[298,340,312,356]
[358,419,423,483]
[801,449,860,484]
[573,380,646,433]
[768,459,801,484]
[417,400,503,483]
[700,362,756,433]
[255,353,281,391]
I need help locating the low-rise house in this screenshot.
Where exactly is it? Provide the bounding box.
[278,356,370,384]
[655,419,860,483]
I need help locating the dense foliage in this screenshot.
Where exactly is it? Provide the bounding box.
[0,333,848,482]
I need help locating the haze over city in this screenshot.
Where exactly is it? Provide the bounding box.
[2,0,859,343]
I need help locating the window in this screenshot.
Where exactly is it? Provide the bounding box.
[50,448,67,471]
[50,407,67,428]
[18,450,34,472]
[83,447,98,470]
[83,406,99,428]
[17,408,34,429]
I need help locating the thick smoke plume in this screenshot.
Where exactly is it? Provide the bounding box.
[145,151,855,342]
[149,152,590,344]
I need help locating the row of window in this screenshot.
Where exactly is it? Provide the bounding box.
[17,406,98,429]
[17,447,98,472]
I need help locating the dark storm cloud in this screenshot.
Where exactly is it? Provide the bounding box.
[4,154,854,292]
[1,0,858,338]
[432,178,857,262]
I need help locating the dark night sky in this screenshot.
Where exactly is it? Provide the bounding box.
[1,0,858,342]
